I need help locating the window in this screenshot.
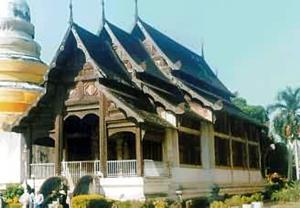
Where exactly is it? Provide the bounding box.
[249,145,260,169]
[214,112,229,134]
[232,141,247,168]
[179,133,201,165]
[245,123,259,142]
[215,137,230,166]
[143,132,163,161]
[143,140,163,161]
[230,117,244,138]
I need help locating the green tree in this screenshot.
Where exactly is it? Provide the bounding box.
[232,97,268,123]
[268,87,300,180]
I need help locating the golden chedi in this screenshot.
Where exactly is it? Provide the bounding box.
[0,0,47,130]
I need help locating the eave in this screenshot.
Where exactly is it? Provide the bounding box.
[133,20,220,111]
[101,22,186,115]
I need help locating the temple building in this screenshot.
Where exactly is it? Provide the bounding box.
[7,0,265,200]
[0,0,47,186]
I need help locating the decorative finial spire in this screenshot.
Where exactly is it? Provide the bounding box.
[69,0,73,24]
[201,41,205,60]
[135,0,139,22]
[102,0,106,25]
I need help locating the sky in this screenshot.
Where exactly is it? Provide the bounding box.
[27,0,300,107]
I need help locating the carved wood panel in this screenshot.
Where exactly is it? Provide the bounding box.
[106,100,126,121]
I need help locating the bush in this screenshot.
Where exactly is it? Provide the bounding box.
[264,172,290,199]
[112,200,146,208]
[112,199,178,208]
[210,193,264,208]
[39,176,69,207]
[71,194,113,208]
[2,184,24,205]
[210,201,228,208]
[6,203,22,208]
[73,175,99,197]
[186,197,209,208]
[271,181,300,202]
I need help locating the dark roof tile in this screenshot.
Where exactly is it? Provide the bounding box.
[135,20,233,97]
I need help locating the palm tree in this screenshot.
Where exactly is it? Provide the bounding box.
[268,87,300,180]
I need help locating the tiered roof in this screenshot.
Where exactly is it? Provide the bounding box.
[10,16,263,132]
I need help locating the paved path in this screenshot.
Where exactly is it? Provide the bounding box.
[264,202,300,208]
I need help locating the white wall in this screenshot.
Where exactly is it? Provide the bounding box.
[100,177,145,201]
[0,132,25,185]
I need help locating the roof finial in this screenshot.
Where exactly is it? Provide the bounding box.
[69,0,73,24]
[68,0,74,25]
[135,0,139,22]
[201,40,205,60]
[102,0,106,25]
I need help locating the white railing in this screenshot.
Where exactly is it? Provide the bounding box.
[107,160,137,177]
[144,160,168,177]
[30,160,168,180]
[61,160,101,186]
[30,163,56,179]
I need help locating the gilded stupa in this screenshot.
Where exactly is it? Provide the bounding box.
[0,0,47,130]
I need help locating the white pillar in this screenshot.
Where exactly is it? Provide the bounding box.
[0,132,26,185]
[294,140,299,180]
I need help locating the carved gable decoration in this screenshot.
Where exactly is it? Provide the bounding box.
[106,100,126,121]
[67,81,99,101]
[68,81,83,101]
[143,39,157,57]
[83,81,99,97]
[123,60,133,70]
[78,62,96,78]
[190,102,213,122]
[112,43,136,73]
[143,39,168,70]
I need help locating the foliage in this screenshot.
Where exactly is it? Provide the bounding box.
[112,199,174,208]
[152,199,168,208]
[208,184,222,203]
[224,195,251,206]
[268,87,300,141]
[232,96,268,123]
[2,184,24,205]
[209,193,263,208]
[112,200,146,208]
[71,196,209,208]
[264,172,293,200]
[271,181,300,202]
[72,194,113,208]
[249,193,264,202]
[184,198,209,208]
[209,201,228,208]
[268,87,300,180]
[5,203,22,208]
[39,177,69,207]
[73,175,99,197]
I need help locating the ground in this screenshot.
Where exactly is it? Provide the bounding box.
[265,202,300,208]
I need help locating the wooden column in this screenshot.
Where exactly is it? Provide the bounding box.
[257,129,262,170]
[52,84,65,176]
[164,128,180,167]
[54,114,63,175]
[99,95,107,177]
[201,121,215,169]
[135,127,143,176]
